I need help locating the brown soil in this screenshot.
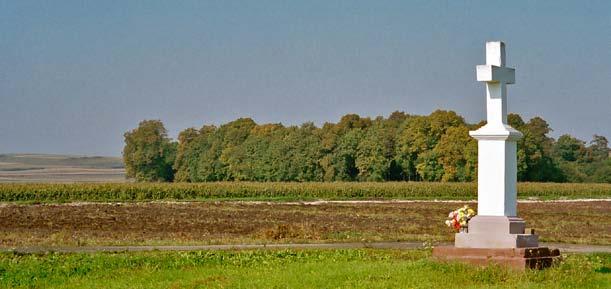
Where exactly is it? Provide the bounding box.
[0,201,609,247]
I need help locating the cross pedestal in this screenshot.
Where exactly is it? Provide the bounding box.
[432,41,559,269]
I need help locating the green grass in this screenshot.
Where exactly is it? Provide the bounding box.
[0,249,608,289]
[0,182,610,203]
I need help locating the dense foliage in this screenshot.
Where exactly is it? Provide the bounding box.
[1,182,609,202]
[123,120,176,182]
[124,111,610,183]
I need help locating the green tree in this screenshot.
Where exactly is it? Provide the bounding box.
[173,127,200,182]
[588,135,609,161]
[355,117,399,181]
[553,134,586,162]
[415,151,444,181]
[434,126,478,181]
[287,123,324,181]
[318,114,371,181]
[330,128,363,181]
[226,124,286,181]
[396,110,465,181]
[260,123,324,181]
[199,118,256,181]
[395,116,428,181]
[127,110,608,183]
[517,117,563,182]
[508,113,529,179]
[591,159,611,183]
[182,125,217,182]
[123,120,176,182]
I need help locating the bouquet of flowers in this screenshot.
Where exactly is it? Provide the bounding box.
[445,205,476,232]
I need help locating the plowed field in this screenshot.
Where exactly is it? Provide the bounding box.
[1,201,608,247]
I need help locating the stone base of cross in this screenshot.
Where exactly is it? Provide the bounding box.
[455,216,538,248]
[432,41,559,269]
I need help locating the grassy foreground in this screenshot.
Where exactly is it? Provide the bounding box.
[1,182,610,203]
[1,249,609,289]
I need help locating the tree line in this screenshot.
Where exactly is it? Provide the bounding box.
[123,110,610,183]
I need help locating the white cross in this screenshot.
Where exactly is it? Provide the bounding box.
[470,41,521,217]
[476,41,515,126]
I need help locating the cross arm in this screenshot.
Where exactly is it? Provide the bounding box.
[476,65,515,84]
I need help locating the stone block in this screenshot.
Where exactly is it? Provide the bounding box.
[454,216,539,248]
[432,246,561,270]
[455,232,539,248]
[468,216,526,234]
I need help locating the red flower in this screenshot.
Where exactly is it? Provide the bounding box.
[453,215,461,230]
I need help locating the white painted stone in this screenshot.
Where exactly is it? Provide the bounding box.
[469,41,522,217]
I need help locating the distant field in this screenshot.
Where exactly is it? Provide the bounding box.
[0,154,125,183]
[1,249,608,289]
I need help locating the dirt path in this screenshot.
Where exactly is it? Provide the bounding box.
[2,198,607,208]
[3,242,609,254]
[230,199,611,205]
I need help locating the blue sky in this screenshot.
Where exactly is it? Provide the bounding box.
[1,1,610,156]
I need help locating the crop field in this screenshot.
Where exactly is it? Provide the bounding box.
[1,181,610,203]
[1,249,609,289]
[1,201,609,247]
